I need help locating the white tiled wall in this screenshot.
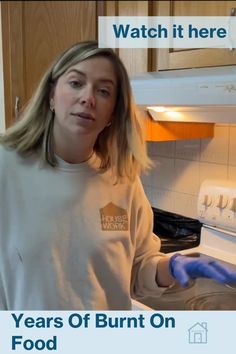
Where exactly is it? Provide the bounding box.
[142,124,236,219]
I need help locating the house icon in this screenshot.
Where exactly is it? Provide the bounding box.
[188,322,208,344]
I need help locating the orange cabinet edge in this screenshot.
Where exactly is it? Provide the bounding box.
[144,117,214,142]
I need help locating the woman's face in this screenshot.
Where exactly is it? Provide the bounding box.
[52,56,117,141]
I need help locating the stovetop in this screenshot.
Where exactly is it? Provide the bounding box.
[139,252,236,310]
[145,180,236,310]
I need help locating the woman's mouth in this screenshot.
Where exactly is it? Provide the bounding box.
[71,112,95,120]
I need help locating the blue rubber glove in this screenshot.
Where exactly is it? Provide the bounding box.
[169,253,236,287]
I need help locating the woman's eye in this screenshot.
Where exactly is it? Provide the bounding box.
[69,80,83,88]
[98,88,110,97]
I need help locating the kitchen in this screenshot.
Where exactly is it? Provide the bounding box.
[1,1,236,311]
[1,1,236,221]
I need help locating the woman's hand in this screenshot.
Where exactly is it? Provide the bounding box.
[169,253,236,287]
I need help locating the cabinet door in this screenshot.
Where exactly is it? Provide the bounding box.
[102,1,151,76]
[153,0,236,70]
[1,1,99,128]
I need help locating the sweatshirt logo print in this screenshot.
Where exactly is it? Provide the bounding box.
[100,202,128,231]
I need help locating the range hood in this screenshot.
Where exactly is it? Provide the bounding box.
[130,66,236,123]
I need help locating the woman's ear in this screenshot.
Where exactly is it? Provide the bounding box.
[49,98,55,112]
[49,82,56,111]
[106,114,114,127]
[49,83,55,112]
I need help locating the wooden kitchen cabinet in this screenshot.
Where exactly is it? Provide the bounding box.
[101,1,152,76]
[153,0,236,70]
[1,1,102,128]
[102,0,236,71]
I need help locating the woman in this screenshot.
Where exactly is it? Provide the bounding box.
[0,41,235,310]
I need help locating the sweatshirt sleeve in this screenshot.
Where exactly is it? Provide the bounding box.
[130,177,169,299]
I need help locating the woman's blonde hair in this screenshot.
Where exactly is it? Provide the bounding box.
[0,41,151,181]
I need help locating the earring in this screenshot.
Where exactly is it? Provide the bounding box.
[106,121,112,127]
[50,99,55,112]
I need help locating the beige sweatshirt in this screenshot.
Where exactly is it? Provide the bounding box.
[0,145,166,310]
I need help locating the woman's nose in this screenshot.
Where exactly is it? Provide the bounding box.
[79,87,95,107]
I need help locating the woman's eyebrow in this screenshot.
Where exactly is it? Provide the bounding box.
[98,79,116,86]
[66,69,85,76]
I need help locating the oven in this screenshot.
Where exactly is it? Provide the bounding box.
[140,179,236,310]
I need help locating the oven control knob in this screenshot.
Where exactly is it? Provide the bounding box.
[215,194,228,209]
[228,197,236,212]
[201,194,213,207]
